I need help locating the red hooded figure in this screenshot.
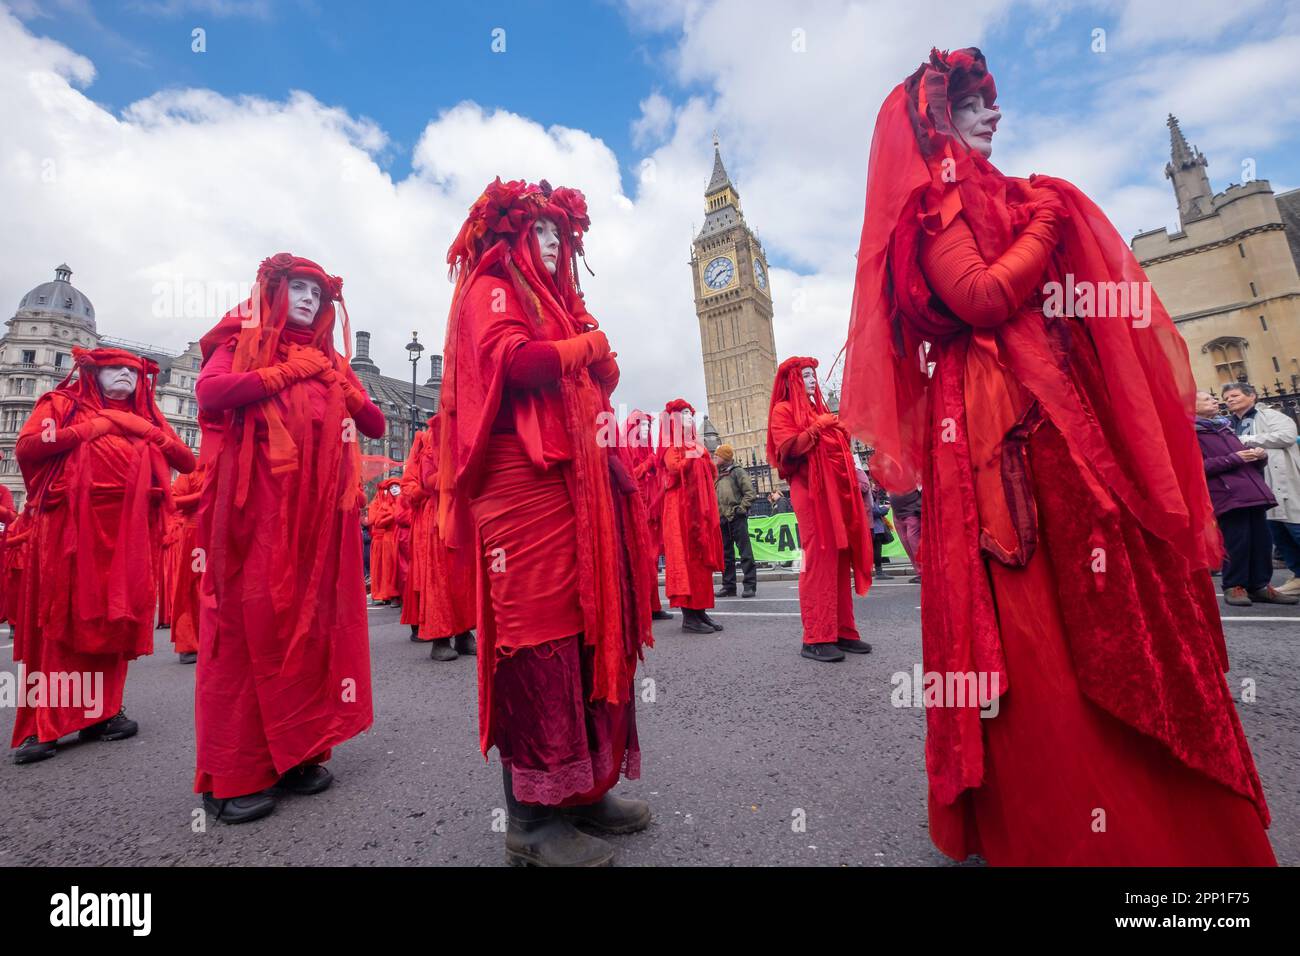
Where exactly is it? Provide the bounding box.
[840,49,1273,864]
[405,413,476,658]
[11,347,195,762]
[438,177,655,866]
[368,476,403,604]
[622,410,668,618]
[192,253,385,823]
[0,479,17,623]
[658,399,724,631]
[168,465,205,659]
[767,357,873,660]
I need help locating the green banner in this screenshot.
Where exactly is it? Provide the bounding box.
[743,512,907,562]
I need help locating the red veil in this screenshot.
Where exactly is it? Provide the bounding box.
[838,48,1263,819]
[767,356,871,593]
[197,254,364,672]
[438,178,652,721]
[17,347,185,657]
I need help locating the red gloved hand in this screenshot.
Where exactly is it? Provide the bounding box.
[815,412,838,429]
[589,352,620,387]
[99,408,155,438]
[552,330,611,374]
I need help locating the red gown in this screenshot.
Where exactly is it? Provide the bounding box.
[840,49,1274,865]
[399,431,431,633]
[411,416,475,639]
[368,480,401,602]
[157,512,179,628]
[439,179,654,806]
[193,254,384,799]
[169,468,204,654]
[0,484,16,622]
[659,401,723,611]
[624,412,664,614]
[12,347,195,746]
[766,358,872,645]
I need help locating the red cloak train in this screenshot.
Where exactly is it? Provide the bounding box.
[193,253,384,799]
[839,48,1274,864]
[12,347,195,747]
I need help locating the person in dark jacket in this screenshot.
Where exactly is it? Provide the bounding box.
[769,490,793,514]
[714,444,757,597]
[1195,390,1297,606]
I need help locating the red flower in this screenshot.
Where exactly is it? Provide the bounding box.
[481,177,534,235]
[550,187,591,233]
[257,252,297,284]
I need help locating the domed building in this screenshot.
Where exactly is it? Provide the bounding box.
[0,265,202,508]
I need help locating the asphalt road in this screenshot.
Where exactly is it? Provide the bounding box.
[1,569,1295,866]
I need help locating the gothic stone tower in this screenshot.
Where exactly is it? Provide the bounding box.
[690,137,777,469]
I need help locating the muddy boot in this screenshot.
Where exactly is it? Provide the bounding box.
[453,630,477,656]
[429,638,458,662]
[565,791,652,835]
[502,767,614,867]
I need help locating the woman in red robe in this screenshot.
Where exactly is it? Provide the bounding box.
[767,357,873,662]
[11,347,195,764]
[400,429,431,641]
[169,466,205,664]
[413,413,476,661]
[193,253,384,824]
[367,478,401,605]
[658,399,724,634]
[841,48,1274,864]
[0,482,16,622]
[439,177,655,866]
[624,410,672,621]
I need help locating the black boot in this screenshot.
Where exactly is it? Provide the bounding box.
[698,610,724,632]
[454,630,477,656]
[429,637,458,662]
[203,790,277,824]
[502,767,613,867]
[276,764,334,795]
[836,637,872,654]
[651,609,673,620]
[801,642,846,663]
[178,652,197,664]
[78,708,138,742]
[680,608,714,634]
[714,586,736,598]
[741,584,757,598]
[565,792,652,835]
[13,735,57,765]
[409,624,421,642]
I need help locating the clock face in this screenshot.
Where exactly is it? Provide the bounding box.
[703,256,735,290]
[753,257,767,290]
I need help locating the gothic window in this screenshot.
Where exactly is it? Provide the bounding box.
[1203,337,1250,385]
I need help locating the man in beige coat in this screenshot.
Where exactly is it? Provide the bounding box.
[1224,383,1300,595]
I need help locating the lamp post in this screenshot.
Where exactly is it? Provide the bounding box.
[406,330,424,453]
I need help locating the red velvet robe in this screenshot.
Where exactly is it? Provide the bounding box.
[0,485,16,623]
[624,413,664,614]
[408,419,475,638]
[368,480,401,602]
[193,267,384,799]
[12,352,195,746]
[400,430,431,631]
[157,513,179,628]
[169,468,204,654]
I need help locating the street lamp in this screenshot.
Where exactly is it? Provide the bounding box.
[406,330,424,453]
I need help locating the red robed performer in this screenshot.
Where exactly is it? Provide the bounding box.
[658,399,724,634]
[439,177,655,866]
[410,413,476,661]
[168,466,205,662]
[193,253,385,824]
[840,48,1274,865]
[400,428,431,640]
[367,477,402,604]
[622,410,671,621]
[11,348,195,764]
[767,357,873,662]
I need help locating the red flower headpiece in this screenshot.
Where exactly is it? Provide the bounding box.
[663,398,696,416]
[447,177,592,274]
[904,47,998,161]
[256,253,344,300]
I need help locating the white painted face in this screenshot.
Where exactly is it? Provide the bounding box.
[389,484,401,497]
[97,365,138,400]
[681,411,694,430]
[534,217,561,275]
[951,92,999,159]
[801,366,817,399]
[637,419,650,441]
[286,275,323,327]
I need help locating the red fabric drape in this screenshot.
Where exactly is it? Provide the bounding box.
[838,49,1270,842]
[410,416,476,638]
[169,467,205,654]
[658,400,723,608]
[368,478,401,601]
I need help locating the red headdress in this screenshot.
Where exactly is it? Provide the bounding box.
[765,356,830,473]
[439,177,651,721]
[839,49,1254,817]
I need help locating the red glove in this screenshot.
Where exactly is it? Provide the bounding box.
[257,345,332,395]
[815,412,838,429]
[589,352,620,387]
[99,409,155,438]
[552,331,611,374]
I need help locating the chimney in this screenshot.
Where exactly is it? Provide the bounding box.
[425,353,443,387]
[355,330,371,360]
[350,329,379,378]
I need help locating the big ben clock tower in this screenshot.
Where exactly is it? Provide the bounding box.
[690,136,778,474]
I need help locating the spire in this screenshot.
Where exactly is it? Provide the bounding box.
[1164,114,1214,227]
[706,132,732,195]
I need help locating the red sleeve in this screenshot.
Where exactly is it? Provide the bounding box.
[919,212,1059,328]
[503,341,562,388]
[14,396,110,465]
[196,341,270,413]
